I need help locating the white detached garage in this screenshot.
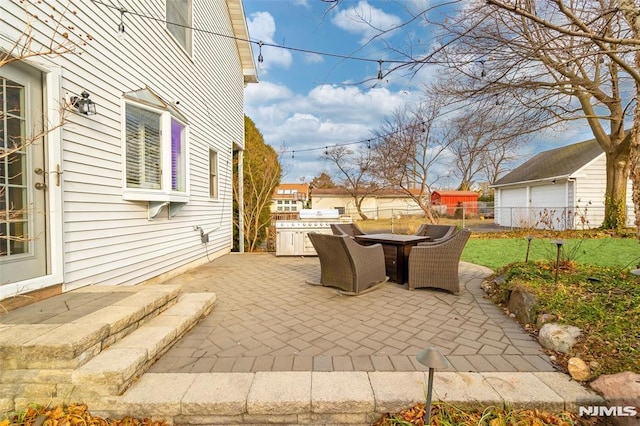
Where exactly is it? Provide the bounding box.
[491,138,635,230]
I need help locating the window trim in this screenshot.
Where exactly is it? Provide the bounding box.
[122,99,190,203]
[209,148,219,200]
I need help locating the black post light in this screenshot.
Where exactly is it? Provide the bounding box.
[416,346,450,425]
[71,91,97,115]
[551,239,564,284]
[525,235,534,262]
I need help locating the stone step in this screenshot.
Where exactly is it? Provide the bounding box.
[81,371,604,425]
[67,293,217,399]
[0,285,182,371]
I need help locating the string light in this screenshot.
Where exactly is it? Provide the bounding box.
[88,0,444,159]
[90,0,420,67]
[117,7,126,38]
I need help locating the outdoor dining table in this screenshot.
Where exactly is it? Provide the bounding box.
[354,234,431,283]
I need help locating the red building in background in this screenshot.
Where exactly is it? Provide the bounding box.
[431,191,479,216]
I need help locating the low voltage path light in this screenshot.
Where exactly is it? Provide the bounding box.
[525,235,534,262]
[551,239,564,284]
[416,346,450,425]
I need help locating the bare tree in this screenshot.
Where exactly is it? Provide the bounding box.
[447,108,526,190]
[478,0,640,233]
[323,146,378,220]
[325,0,639,231]
[427,0,636,229]
[371,100,453,223]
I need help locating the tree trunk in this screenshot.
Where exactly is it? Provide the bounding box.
[631,88,640,239]
[355,197,369,220]
[603,149,631,229]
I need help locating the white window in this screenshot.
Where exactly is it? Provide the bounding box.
[166,0,192,55]
[209,149,218,199]
[123,88,189,202]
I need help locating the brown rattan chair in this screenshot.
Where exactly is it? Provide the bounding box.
[414,224,457,242]
[330,223,366,237]
[408,228,471,294]
[307,232,388,295]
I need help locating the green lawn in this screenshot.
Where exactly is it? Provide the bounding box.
[462,236,640,270]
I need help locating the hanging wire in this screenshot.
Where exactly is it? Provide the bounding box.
[90,0,416,66]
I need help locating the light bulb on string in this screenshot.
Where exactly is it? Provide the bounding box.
[377,60,383,80]
[367,140,371,149]
[324,147,328,155]
[257,41,264,69]
[117,7,126,39]
[292,150,295,159]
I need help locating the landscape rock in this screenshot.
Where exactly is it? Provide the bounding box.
[590,372,640,426]
[538,323,582,354]
[567,357,590,381]
[536,313,558,327]
[506,289,538,324]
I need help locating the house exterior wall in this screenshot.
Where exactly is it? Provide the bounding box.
[2,0,250,298]
[311,193,423,219]
[494,154,635,229]
[311,194,378,216]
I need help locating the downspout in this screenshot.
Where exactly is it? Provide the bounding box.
[238,149,244,253]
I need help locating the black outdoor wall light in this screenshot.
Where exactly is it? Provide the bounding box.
[70,91,97,115]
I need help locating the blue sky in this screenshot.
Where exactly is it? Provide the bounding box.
[242,0,593,185]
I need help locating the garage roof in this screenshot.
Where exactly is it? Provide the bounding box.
[492,138,603,187]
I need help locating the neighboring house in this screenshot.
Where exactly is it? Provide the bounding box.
[491,138,635,229]
[271,183,309,213]
[0,1,257,302]
[311,187,425,219]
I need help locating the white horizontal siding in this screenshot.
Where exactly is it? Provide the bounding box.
[3,0,246,288]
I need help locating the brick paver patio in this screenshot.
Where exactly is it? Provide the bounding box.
[149,253,555,374]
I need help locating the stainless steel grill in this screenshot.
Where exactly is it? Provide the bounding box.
[275,210,349,256]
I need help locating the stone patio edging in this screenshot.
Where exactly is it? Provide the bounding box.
[89,370,603,425]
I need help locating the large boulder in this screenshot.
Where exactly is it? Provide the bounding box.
[538,323,582,354]
[506,289,537,324]
[590,372,640,426]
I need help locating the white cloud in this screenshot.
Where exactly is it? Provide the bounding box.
[303,52,324,64]
[245,81,416,181]
[245,81,292,103]
[331,1,403,44]
[292,0,310,7]
[247,12,293,71]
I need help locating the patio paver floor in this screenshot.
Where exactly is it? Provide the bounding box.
[149,253,555,374]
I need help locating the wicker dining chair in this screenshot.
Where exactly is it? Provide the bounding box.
[307,232,387,295]
[330,223,366,237]
[413,224,457,242]
[408,228,471,294]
